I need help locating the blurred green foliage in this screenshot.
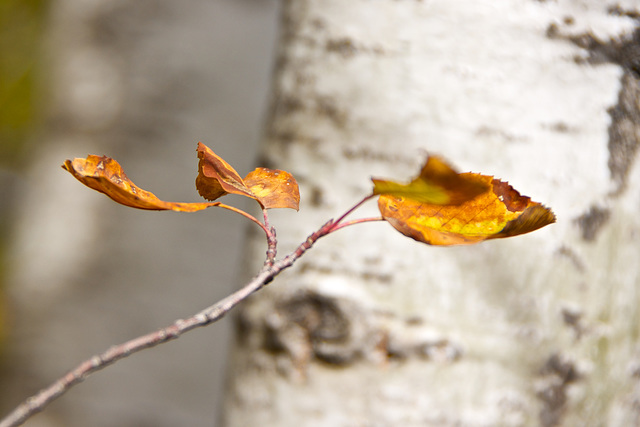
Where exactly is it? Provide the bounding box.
[0,0,48,167]
[0,0,49,351]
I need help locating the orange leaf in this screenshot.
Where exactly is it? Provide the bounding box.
[372,156,490,205]
[63,155,220,212]
[378,173,555,246]
[244,167,300,210]
[195,142,255,201]
[196,142,300,210]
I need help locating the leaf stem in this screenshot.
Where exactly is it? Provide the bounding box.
[214,203,269,236]
[329,216,384,232]
[327,193,375,232]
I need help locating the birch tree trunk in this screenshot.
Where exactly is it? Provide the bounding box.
[222,1,640,426]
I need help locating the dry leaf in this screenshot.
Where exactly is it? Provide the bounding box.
[378,173,555,246]
[195,142,255,201]
[66,143,300,214]
[244,167,300,210]
[63,155,219,212]
[196,142,300,210]
[372,156,490,205]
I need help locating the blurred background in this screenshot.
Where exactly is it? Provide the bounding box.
[0,0,279,425]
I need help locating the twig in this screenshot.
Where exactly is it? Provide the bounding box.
[329,216,384,232]
[262,208,277,267]
[0,268,272,427]
[0,205,344,427]
[327,194,375,232]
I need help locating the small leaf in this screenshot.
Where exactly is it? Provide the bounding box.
[195,142,299,210]
[63,155,220,212]
[196,142,255,201]
[378,173,555,246]
[372,156,490,205]
[244,167,300,210]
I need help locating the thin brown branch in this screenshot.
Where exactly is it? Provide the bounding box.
[262,208,277,267]
[0,221,329,427]
[0,197,373,427]
[0,265,271,427]
[327,193,376,232]
[329,216,384,232]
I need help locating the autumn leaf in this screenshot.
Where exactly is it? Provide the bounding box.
[195,142,255,201]
[65,143,300,215]
[372,156,490,205]
[62,155,220,212]
[244,167,300,210]
[378,173,556,246]
[196,142,299,210]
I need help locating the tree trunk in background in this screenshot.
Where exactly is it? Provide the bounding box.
[222,1,640,426]
[1,1,278,426]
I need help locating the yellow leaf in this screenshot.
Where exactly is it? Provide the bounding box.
[372,156,490,205]
[378,173,555,246]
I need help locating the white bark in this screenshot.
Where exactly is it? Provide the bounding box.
[223,1,640,426]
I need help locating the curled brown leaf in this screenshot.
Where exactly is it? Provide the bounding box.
[63,155,220,212]
[195,142,254,201]
[196,142,300,210]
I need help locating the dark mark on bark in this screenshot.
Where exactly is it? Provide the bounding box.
[537,353,581,427]
[316,95,347,128]
[542,121,578,133]
[309,185,324,207]
[607,71,640,193]
[574,205,611,241]
[277,95,305,116]
[266,291,367,366]
[546,13,640,193]
[608,4,640,20]
[561,306,586,339]
[235,289,462,381]
[385,334,463,362]
[326,37,358,58]
[325,37,385,58]
[555,245,586,272]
